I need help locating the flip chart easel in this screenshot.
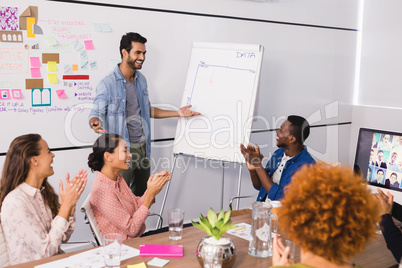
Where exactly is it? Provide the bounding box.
[156,42,263,229]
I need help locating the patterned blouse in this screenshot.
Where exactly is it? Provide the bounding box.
[0,183,75,265]
[90,172,151,240]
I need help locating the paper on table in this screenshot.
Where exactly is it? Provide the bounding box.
[226,222,251,241]
[147,257,170,267]
[34,244,140,268]
[127,262,147,268]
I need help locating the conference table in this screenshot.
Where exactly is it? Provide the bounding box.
[8,209,398,268]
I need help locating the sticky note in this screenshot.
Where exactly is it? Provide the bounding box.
[11,89,23,99]
[90,60,98,70]
[48,73,58,83]
[56,89,67,99]
[101,23,111,32]
[92,23,102,32]
[30,67,41,78]
[45,36,57,46]
[72,64,79,71]
[26,17,35,38]
[80,60,89,70]
[147,257,170,267]
[127,263,147,268]
[25,78,43,89]
[0,89,10,100]
[30,57,40,67]
[71,39,83,51]
[84,40,94,50]
[63,64,72,74]
[48,61,57,72]
[79,49,88,60]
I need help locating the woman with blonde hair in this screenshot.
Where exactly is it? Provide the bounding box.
[0,134,87,265]
[271,162,380,268]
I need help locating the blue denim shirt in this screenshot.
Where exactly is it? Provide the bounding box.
[89,65,151,157]
[255,146,315,201]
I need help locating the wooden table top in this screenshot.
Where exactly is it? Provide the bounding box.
[8,209,398,268]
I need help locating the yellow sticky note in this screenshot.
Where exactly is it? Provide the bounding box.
[48,73,58,83]
[27,17,35,38]
[127,263,147,268]
[48,61,57,72]
[72,64,79,71]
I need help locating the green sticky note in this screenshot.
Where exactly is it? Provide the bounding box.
[48,61,57,72]
[48,73,58,83]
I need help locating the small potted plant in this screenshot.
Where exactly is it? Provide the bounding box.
[192,208,237,268]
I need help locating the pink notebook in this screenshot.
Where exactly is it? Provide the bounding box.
[139,244,183,257]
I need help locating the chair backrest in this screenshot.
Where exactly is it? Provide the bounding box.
[80,194,103,246]
[0,221,10,267]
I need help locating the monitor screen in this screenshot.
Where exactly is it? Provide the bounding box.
[354,128,402,192]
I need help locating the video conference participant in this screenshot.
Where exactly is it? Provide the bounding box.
[385,172,400,188]
[0,134,87,265]
[372,169,385,184]
[88,133,170,239]
[375,150,388,169]
[89,32,199,197]
[240,115,315,201]
[271,162,380,268]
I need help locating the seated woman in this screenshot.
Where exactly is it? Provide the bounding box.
[376,188,402,262]
[88,133,171,240]
[271,162,380,268]
[0,134,87,265]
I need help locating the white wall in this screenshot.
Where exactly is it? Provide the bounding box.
[351,0,402,203]
[0,0,359,247]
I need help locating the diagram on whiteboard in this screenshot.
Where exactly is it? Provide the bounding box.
[174,42,264,163]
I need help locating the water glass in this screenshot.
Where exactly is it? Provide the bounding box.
[103,233,123,268]
[168,208,185,240]
[285,239,295,262]
[248,201,277,258]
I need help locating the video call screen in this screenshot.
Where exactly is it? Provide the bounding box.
[354,128,402,192]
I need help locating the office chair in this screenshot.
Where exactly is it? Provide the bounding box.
[80,194,103,246]
[228,195,257,211]
[0,221,9,267]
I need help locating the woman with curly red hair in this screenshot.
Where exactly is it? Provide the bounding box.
[271,162,380,268]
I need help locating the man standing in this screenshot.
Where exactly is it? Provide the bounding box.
[240,115,315,201]
[89,32,200,196]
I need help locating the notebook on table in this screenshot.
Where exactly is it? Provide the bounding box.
[139,244,183,257]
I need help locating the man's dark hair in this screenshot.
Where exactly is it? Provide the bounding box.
[119,32,147,58]
[287,115,310,144]
[377,169,384,174]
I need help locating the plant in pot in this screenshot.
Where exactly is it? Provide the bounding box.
[192,207,237,268]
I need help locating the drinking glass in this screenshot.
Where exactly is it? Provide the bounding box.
[103,233,123,268]
[168,208,185,240]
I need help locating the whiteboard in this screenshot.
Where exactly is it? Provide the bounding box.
[173,42,263,163]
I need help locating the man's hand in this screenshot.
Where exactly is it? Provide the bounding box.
[376,188,394,215]
[240,143,264,170]
[89,117,106,134]
[178,105,201,117]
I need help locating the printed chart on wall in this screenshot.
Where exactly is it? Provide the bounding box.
[173,42,264,163]
[0,1,115,152]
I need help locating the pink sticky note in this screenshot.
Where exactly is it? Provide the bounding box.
[56,89,67,99]
[84,40,94,50]
[30,68,41,78]
[30,57,41,67]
